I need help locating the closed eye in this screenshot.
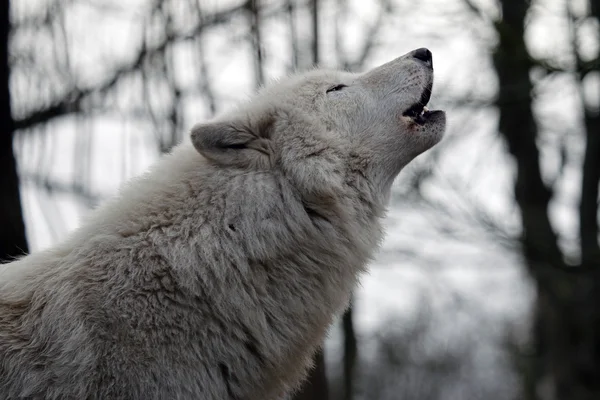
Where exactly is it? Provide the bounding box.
[326,84,347,93]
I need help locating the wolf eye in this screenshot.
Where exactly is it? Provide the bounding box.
[326,84,347,93]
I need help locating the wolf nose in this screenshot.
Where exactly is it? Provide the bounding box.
[412,48,432,67]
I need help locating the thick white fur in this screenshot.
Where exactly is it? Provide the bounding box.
[0,49,445,399]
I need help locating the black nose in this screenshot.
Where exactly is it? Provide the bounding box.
[412,48,432,67]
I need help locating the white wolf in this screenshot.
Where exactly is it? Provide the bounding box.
[0,48,445,399]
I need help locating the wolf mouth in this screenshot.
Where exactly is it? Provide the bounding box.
[402,81,437,125]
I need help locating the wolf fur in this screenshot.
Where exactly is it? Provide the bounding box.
[0,48,445,399]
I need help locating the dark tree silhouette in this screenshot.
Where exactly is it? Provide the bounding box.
[578,0,600,267]
[342,301,357,400]
[291,349,329,400]
[0,0,28,263]
[493,1,600,398]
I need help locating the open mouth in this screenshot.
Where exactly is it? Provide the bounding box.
[402,82,435,125]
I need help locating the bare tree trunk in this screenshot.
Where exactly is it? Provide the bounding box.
[311,0,319,66]
[494,2,562,268]
[342,303,357,400]
[0,0,28,263]
[494,1,564,399]
[248,0,264,88]
[578,0,600,266]
[494,1,600,399]
[286,0,299,71]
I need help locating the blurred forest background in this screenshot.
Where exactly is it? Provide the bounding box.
[1,0,599,399]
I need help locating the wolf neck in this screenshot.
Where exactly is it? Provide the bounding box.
[370,157,415,207]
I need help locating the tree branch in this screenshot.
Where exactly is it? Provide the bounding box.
[20,172,103,208]
[13,2,248,132]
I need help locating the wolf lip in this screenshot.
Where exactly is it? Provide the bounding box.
[403,103,426,118]
[403,105,442,125]
[402,81,433,123]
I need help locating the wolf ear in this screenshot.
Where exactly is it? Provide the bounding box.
[190,119,273,169]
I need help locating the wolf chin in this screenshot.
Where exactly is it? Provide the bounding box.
[0,48,445,399]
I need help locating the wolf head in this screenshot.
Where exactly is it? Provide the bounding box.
[191,48,445,202]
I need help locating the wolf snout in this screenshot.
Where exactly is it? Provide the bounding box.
[411,48,433,68]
